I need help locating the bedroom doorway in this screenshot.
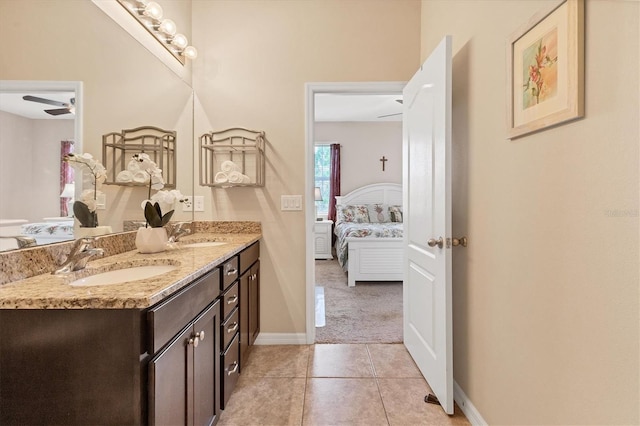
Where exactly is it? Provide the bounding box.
[304,82,405,344]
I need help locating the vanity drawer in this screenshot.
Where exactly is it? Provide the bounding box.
[147,269,220,354]
[221,333,240,409]
[221,256,239,290]
[221,281,239,320]
[221,307,239,351]
[239,242,259,274]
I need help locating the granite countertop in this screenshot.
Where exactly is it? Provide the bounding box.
[0,232,261,310]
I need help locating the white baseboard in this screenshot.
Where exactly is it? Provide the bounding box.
[454,380,487,426]
[253,332,308,345]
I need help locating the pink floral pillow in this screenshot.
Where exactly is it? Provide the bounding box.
[336,205,370,223]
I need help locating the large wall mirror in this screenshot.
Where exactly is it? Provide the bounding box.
[0,0,194,251]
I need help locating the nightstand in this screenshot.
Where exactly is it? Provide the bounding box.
[313,220,333,259]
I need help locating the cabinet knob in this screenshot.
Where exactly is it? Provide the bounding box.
[251,274,257,280]
[189,331,205,347]
[227,322,238,333]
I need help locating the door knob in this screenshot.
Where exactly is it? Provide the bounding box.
[452,237,468,247]
[427,237,443,249]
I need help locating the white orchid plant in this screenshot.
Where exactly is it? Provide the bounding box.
[131,153,186,228]
[63,153,107,227]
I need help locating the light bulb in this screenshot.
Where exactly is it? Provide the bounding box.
[143,1,163,20]
[171,33,188,50]
[183,46,198,59]
[158,18,176,36]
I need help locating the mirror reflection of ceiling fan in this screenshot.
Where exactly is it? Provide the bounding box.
[22,95,76,116]
[378,98,403,119]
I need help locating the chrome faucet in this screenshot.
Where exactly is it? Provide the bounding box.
[0,235,37,249]
[52,237,104,275]
[167,222,192,243]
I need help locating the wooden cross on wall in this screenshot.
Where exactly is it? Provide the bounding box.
[380,156,387,171]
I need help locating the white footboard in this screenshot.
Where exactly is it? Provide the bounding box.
[346,237,404,287]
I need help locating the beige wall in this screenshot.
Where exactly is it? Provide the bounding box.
[314,121,402,194]
[192,0,421,334]
[421,0,639,424]
[0,111,74,221]
[0,0,194,233]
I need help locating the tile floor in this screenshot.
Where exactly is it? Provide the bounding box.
[218,343,470,425]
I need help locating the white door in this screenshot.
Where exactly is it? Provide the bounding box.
[402,36,453,414]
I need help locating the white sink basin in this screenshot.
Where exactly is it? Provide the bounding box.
[69,265,178,287]
[182,241,228,248]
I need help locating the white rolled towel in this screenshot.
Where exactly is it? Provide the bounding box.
[227,171,244,183]
[116,170,133,183]
[214,171,228,183]
[127,159,140,172]
[221,160,239,173]
[132,170,149,184]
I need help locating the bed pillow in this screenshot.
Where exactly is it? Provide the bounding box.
[389,205,403,222]
[367,204,391,223]
[336,205,370,223]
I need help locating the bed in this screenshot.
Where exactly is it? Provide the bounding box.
[20,220,74,245]
[334,183,404,287]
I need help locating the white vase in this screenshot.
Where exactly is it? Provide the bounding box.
[135,227,168,254]
[76,225,113,238]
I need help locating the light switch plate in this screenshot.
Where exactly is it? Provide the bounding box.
[194,196,204,212]
[281,195,303,211]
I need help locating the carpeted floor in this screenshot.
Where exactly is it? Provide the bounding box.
[314,258,403,344]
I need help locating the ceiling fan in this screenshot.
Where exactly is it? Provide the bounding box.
[377,99,403,119]
[22,95,75,116]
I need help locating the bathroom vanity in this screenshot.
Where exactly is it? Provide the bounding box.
[0,230,260,425]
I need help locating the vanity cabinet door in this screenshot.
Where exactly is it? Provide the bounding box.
[148,325,192,425]
[240,259,260,369]
[148,300,221,426]
[193,301,221,426]
[248,260,260,346]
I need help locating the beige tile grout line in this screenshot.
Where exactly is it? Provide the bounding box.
[366,344,392,425]
[300,344,312,426]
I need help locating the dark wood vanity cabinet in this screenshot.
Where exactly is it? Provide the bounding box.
[0,268,222,426]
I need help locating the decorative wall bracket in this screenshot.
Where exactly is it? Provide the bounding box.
[102,126,177,188]
[199,128,265,188]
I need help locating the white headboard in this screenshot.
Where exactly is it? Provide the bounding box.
[335,183,402,206]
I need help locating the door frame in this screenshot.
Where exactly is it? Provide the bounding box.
[304,81,406,343]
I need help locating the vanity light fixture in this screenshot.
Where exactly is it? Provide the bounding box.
[142,1,163,20]
[170,33,188,50]
[157,18,176,36]
[117,0,198,64]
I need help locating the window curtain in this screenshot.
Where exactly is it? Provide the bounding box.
[327,143,341,222]
[60,140,74,216]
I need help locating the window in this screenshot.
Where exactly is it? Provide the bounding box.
[314,144,331,215]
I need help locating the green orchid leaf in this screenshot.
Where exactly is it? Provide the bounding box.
[73,201,98,227]
[161,209,175,226]
[144,201,163,228]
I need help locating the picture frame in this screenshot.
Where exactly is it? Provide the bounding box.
[507,0,584,139]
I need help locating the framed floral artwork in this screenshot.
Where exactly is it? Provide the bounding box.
[507,0,584,139]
